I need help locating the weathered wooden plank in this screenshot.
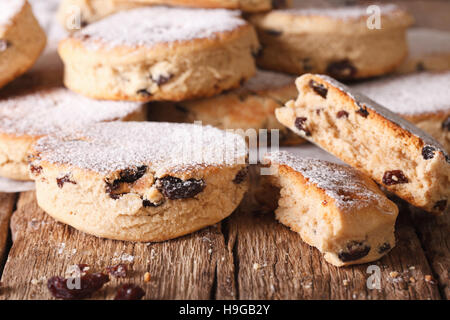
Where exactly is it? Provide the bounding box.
[228,187,442,300]
[410,206,450,299]
[0,193,16,272]
[0,191,234,300]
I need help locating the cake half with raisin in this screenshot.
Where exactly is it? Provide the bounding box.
[275,73,450,215]
[29,122,249,242]
[264,151,398,267]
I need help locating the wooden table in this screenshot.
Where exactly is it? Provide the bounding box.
[0,183,448,300]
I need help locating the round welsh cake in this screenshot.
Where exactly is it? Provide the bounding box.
[0,0,47,89]
[0,87,144,181]
[29,122,249,242]
[58,7,260,102]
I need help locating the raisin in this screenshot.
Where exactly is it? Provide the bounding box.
[264,29,282,36]
[0,40,10,52]
[433,200,447,212]
[336,110,349,119]
[308,79,328,99]
[47,273,109,300]
[156,176,206,200]
[233,167,248,184]
[272,0,287,9]
[56,174,76,188]
[378,242,391,254]
[302,58,313,72]
[143,199,163,207]
[106,264,128,278]
[382,170,409,186]
[338,241,371,262]
[356,103,369,118]
[422,145,436,160]
[119,165,147,183]
[326,59,357,79]
[416,62,425,72]
[442,117,450,131]
[30,165,43,176]
[106,181,121,199]
[294,117,311,136]
[175,104,189,113]
[137,89,151,97]
[114,284,145,300]
[152,74,173,86]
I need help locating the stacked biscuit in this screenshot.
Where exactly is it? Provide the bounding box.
[0,0,449,269]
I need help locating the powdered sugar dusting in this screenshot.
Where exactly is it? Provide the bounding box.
[282,4,399,20]
[243,70,295,92]
[74,7,246,50]
[316,74,449,159]
[0,0,25,27]
[33,122,247,175]
[407,28,450,58]
[265,151,389,211]
[0,87,142,136]
[353,72,450,116]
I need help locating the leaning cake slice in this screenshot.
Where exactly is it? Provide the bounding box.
[264,151,398,267]
[275,73,450,215]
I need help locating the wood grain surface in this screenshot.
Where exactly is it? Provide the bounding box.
[0,193,16,272]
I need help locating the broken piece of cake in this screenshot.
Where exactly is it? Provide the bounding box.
[264,151,398,267]
[275,73,450,215]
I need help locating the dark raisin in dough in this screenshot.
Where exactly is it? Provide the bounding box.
[233,167,249,184]
[156,176,206,200]
[382,170,409,186]
[326,59,357,79]
[356,103,369,118]
[338,241,371,262]
[422,145,436,160]
[336,110,349,119]
[56,174,76,188]
[264,29,282,36]
[152,74,173,86]
[137,89,151,97]
[294,117,311,136]
[30,165,43,175]
[378,242,391,254]
[309,79,328,99]
[119,165,147,183]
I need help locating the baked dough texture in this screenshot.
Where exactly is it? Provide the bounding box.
[0,87,144,181]
[353,72,450,154]
[276,74,450,215]
[0,0,47,88]
[396,28,450,74]
[29,122,249,242]
[57,0,293,30]
[248,4,413,79]
[58,7,260,102]
[148,70,303,146]
[264,151,398,267]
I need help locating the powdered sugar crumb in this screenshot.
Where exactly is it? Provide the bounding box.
[282,4,399,20]
[75,7,246,50]
[33,122,247,176]
[0,0,25,27]
[0,87,142,136]
[265,151,392,211]
[353,72,450,116]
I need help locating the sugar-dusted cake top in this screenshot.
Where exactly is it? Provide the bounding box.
[265,151,393,212]
[74,7,247,49]
[353,72,450,116]
[0,0,25,27]
[0,87,142,136]
[33,122,247,175]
